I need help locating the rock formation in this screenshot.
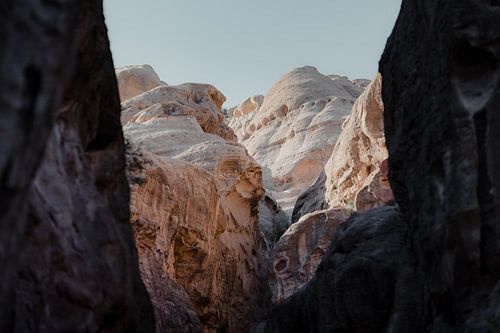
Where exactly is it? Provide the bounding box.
[268,74,392,304]
[380,0,500,330]
[228,66,365,215]
[122,79,273,332]
[122,82,236,141]
[270,209,351,304]
[263,1,500,332]
[0,1,154,332]
[262,206,414,332]
[292,74,393,223]
[116,64,165,101]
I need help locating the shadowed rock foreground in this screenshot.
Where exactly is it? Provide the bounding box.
[0,1,154,332]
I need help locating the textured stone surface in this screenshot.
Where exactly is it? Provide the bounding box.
[116,64,164,102]
[0,1,154,332]
[263,1,500,331]
[263,206,417,332]
[380,0,500,330]
[270,209,352,304]
[228,66,364,215]
[292,74,393,222]
[123,83,236,141]
[123,79,272,332]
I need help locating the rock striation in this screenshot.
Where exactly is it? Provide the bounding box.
[122,79,272,332]
[228,66,365,215]
[263,1,500,332]
[0,1,154,332]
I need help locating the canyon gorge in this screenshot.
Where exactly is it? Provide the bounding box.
[1,0,499,332]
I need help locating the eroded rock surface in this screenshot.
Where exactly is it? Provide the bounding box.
[116,64,165,102]
[228,66,365,215]
[292,74,393,223]
[264,1,500,332]
[122,78,272,332]
[270,209,351,304]
[0,1,154,332]
[123,83,236,141]
[263,206,416,332]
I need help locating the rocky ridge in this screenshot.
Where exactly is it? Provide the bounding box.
[228,66,365,216]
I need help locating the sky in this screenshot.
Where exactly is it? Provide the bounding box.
[104,0,402,107]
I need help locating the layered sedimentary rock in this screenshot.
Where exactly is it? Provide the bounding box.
[116,64,165,101]
[264,1,500,332]
[292,74,393,223]
[123,81,271,332]
[0,1,154,332]
[228,66,364,215]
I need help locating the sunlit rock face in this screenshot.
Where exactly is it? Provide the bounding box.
[122,82,236,141]
[292,74,394,223]
[227,66,365,216]
[122,77,273,332]
[266,75,393,306]
[116,64,165,101]
[0,1,154,332]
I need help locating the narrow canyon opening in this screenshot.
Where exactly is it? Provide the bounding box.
[2,1,500,333]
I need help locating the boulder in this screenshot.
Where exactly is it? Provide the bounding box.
[116,64,164,101]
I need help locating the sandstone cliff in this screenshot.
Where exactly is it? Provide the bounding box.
[292,74,393,223]
[267,74,392,305]
[228,66,365,215]
[0,1,154,332]
[122,78,273,332]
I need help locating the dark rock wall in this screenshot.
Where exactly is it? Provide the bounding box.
[0,1,154,332]
[381,0,500,330]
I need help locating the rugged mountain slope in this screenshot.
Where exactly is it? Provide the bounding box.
[0,1,154,332]
[228,66,365,215]
[121,75,274,332]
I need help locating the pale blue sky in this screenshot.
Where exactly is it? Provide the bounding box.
[104,0,401,106]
